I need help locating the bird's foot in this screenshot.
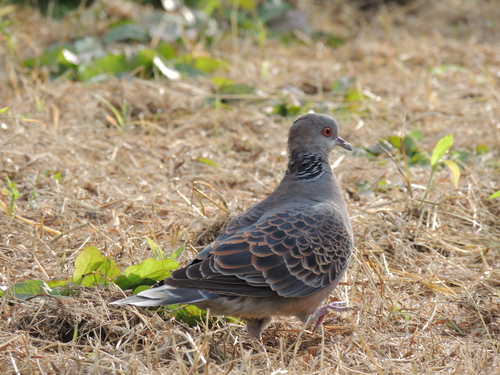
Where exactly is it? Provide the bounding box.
[312,301,351,331]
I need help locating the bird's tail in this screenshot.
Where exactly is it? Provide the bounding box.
[111,285,216,307]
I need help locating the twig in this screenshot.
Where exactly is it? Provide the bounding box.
[347,314,384,375]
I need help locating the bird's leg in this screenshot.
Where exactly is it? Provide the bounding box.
[245,317,272,340]
[312,301,351,331]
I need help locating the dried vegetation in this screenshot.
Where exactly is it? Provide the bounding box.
[1,0,499,374]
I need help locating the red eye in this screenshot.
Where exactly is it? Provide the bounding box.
[322,127,332,137]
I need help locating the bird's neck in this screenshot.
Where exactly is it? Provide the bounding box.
[286,151,329,181]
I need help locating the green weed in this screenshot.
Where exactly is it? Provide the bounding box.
[421,134,459,202]
[1,244,209,325]
[1,175,20,215]
[366,132,462,203]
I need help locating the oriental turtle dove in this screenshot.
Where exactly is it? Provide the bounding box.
[112,113,354,339]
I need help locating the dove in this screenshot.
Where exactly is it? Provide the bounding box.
[112,113,353,340]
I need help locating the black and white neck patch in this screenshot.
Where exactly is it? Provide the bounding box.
[287,152,326,181]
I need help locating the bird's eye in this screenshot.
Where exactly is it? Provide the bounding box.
[322,127,332,137]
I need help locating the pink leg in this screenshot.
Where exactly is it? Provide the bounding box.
[313,301,351,331]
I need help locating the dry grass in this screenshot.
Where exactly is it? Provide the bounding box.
[1,0,499,374]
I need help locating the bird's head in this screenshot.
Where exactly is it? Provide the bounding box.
[288,113,352,160]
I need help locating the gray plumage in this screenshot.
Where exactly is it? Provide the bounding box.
[112,113,354,339]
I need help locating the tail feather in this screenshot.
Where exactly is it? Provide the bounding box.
[111,285,216,307]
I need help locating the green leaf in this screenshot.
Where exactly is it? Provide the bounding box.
[0,107,8,114]
[175,55,227,76]
[194,0,222,15]
[134,48,157,69]
[450,150,470,164]
[78,65,103,82]
[147,237,166,260]
[46,278,76,296]
[408,129,424,142]
[476,145,489,155]
[235,0,257,12]
[6,175,18,193]
[4,175,19,214]
[123,258,179,286]
[73,246,105,286]
[6,279,47,300]
[46,279,70,288]
[430,64,468,76]
[218,83,255,95]
[443,160,460,187]
[489,190,500,199]
[24,45,65,69]
[52,171,65,184]
[273,102,303,117]
[409,153,428,165]
[169,244,185,260]
[403,134,420,158]
[99,256,122,280]
[387,135,402,150]
[79,54,133,81]
[195,157,218,167]
[72,246,119,287]
[173,62,204,76]
[96,95,125,127]
[93,54,130,75]
[212,77,235,88]
[157,42,177,59]
[195,56,227,74]
[133,285,151,295]
[431,134,453,168]
[170,304,208,327]
[344,88,365,102]
[113,275,157,291]
[312,31,344,47]
[103,23,150,43]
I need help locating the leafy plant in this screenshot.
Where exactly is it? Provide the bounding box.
[147,237,167,260]
[24,33,228,82]
[3,279,49,300]
[19,0,339,84]
[72,246,122,287]
[1,244,211,326]
[421,134,459,202]
[1,175,20,215]
[2,246,180,299]
[273,101,306,117]
[1,240,220,330]
[386,129,427,165]
[170,304,209,327]
[364,132,462,202]
[390,305,412,322]
[96,95,130,130]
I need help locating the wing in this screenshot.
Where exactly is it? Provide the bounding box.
[167,202,352,299]
[192,200,268,261]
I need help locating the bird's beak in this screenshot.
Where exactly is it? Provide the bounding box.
[334,137,353,152]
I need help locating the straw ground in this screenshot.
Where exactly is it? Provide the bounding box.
[1,0,499,374]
